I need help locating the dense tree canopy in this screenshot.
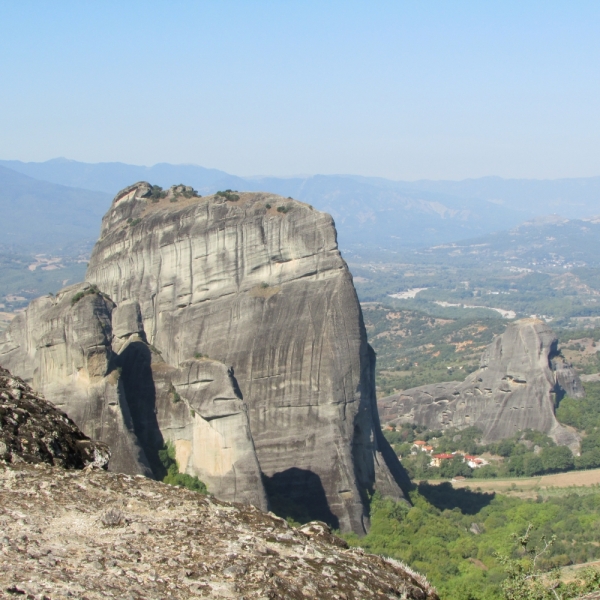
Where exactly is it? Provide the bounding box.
[343,485,600,599]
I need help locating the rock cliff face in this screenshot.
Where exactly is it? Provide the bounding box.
[0,283,155,477]
[378,319,583,449]
[0,182,406,533]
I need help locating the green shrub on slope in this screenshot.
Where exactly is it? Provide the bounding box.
[158,442,207,494]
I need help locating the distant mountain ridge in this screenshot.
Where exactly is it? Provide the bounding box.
[0,165,111,252]
[0,158,240,196]
[405,175,600,219]
[2,158,600,254]
[417,214,600,270]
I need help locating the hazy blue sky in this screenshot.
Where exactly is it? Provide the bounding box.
[1,1,599,180]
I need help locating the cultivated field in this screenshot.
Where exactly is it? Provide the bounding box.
[427,468,600,495]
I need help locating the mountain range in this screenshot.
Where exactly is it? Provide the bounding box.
[2,158,600,254]
[0,165,110,252]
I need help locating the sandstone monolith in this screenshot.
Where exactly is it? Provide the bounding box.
[1,182,407,533]
[378,319,583,450]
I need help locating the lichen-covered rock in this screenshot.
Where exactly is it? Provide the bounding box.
[0,461,438,600]
[0,366,109,469]
[378,319,583,450]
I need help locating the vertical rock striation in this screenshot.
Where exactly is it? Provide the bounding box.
[378,318,583,451]
[1,182,407,533]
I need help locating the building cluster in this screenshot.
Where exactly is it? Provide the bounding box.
[411,441,489,469]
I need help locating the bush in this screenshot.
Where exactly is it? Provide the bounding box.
[174,184,200,199]
[158,442,207,493]
[216,189,240,202]
[277,205,291,214]
[71,284,100,306]
[149,185,167,202]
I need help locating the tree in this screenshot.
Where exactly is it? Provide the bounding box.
[575,448,600,470]
[158,443,207,493]
[523,455,545,477]
[497,524,600,599]
[440,455,473,479]
[541,446,574,473]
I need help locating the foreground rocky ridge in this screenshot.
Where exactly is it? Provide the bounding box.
[0,364,435,599]
[0,366,110,469]
[0,182,407,533]
[0,461,438,600]
[378,319,583,449]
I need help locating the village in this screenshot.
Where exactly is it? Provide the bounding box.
[409,439,490,470]
[380,423,497,480]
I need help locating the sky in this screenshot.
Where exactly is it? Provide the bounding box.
[1,1,599,180]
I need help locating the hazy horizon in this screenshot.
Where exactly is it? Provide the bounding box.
[4,156,600,184]
[2,2,600,182]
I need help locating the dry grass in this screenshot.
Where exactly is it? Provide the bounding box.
[429,468,600,497]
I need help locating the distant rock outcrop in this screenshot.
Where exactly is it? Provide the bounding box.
[0,365,110,469]
[378,319,583,450]
[0,182,407,534]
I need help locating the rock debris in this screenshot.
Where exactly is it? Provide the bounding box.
[0,462,438,599]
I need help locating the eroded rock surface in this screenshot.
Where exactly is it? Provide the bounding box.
[378,319,583,449]
[0,366,109,469]
[0,280,266,510]
[0,182,407,533]
[0,461,438,600]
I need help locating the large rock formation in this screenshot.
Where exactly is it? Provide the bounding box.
[0,182,407,533]
[0,281,264,502]
[378,318,583,449]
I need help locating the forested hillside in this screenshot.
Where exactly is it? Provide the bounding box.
[343,485,600,600]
